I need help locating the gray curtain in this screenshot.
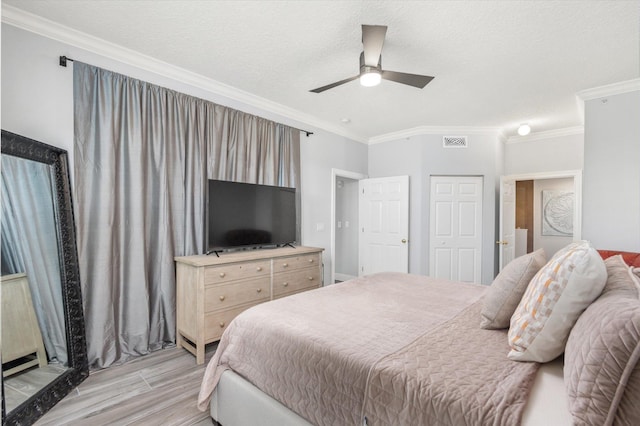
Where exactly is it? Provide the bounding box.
[1,155,68,365]
[73,62,300,368]
[208,107,300,188]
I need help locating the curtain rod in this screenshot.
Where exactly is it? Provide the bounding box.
[58,56,314,137]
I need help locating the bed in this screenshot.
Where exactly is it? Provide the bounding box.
[198,245,640,426]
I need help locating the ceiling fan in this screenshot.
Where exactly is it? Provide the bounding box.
[310,24,434,93]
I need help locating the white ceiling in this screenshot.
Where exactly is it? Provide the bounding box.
[4,0,640,141]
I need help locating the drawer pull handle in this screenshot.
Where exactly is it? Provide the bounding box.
[283,263,289,268]
[219,322,225,328]
[283,282,289,287]
[256,288,262,293]
[308,276,314,281]
[219,272,226,278]
[256,266,262,272]
[219,295,225,301]
[308,259,314,263]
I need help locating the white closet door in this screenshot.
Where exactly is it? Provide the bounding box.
[429,176,483,283]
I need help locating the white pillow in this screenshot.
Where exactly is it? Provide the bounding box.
[507,241,607,362]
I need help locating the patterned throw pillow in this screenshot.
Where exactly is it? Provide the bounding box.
[508,241,607,362]
[480,249,546,330]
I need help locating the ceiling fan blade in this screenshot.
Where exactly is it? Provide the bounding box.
[362,25,387,66]
[382,70,434,88]
[309,75,359,93]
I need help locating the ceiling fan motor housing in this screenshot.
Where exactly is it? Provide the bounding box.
[360,51,382,75]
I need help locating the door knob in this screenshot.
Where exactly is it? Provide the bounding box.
[401,239,407,243]
[495,240,508,245]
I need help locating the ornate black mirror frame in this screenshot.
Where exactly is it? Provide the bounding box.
[1,130,89,425]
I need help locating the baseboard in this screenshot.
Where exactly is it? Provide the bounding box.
[335,273,356,282]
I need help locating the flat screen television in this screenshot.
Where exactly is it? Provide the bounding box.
[207,179,297,253]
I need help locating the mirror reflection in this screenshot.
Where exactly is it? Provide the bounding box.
[1,154,69,414]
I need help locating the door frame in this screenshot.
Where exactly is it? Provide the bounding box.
[498,177,516,271]
[330,168,367,286]
[499,169,583,270]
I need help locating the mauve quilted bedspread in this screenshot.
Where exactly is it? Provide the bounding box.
[198,272,539,426]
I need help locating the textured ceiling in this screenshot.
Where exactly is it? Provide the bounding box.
[4,0,640,140]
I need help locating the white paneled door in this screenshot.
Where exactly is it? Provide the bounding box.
[429,176,483,283]
[359,176,409,276]
[498,177,516,271]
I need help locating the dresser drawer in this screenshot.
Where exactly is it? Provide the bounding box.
[204,305,252,342]
[273,253,320,273]
[175,246,324,364]
[205,278,270,313]
[204,260,270,285]
[273,268,321,298]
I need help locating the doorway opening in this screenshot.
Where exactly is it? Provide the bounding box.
[331,169,367,285]
[515,177,575,258]
[499,170,582,271]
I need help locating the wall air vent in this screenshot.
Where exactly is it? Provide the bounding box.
[443,136,468,148]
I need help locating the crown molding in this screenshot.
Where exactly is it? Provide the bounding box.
[574,79,640,126]
[1,4,367,144]
[576,78,640,101]
[497,131,508,144]
[506,126,584,144]
[368,125,504,145]
[3,4,612,148]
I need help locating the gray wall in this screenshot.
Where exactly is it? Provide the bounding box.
[300,136,368,282]
[583,90,640,251]
[1,23,368,284]
[504,133,584,175]
[368,134,503,284]
[2,25,75,171]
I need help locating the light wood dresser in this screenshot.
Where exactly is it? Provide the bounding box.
[175,246,323,364]
[1,273,48,377]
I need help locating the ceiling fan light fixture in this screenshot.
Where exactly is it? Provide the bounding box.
[517,123,531,136]
[360,70,382,87]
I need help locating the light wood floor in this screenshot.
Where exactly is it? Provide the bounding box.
[5,364,67,413]
[34,344,218,425]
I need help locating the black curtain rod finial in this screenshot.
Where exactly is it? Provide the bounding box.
[59,55,74,67]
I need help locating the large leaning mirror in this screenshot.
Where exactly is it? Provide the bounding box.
[1,130,88,425]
